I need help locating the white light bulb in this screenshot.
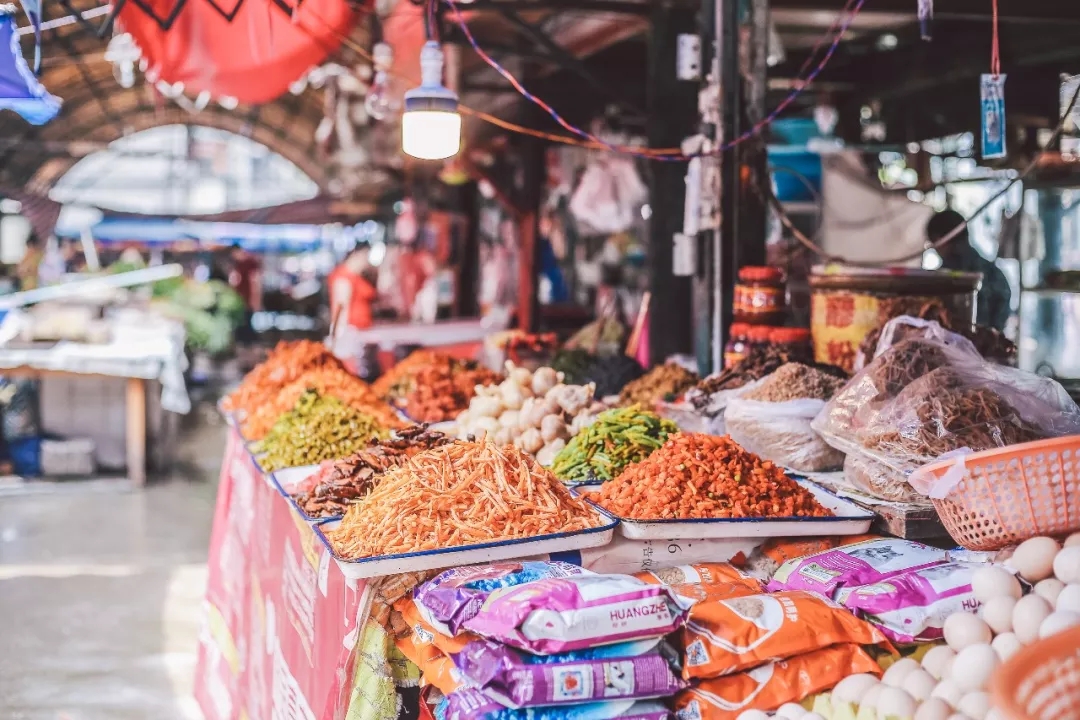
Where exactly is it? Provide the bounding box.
[402,41,461,160]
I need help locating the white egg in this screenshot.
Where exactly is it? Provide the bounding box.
[1064,532,1080,548]
[1034,578,1066,607]
[971,566,1022,602]
[979,595,1016,635]
[1055,583,1080,613]
[946,716,974,720]
[883,658,922,688]
[776,703,807,719]
[1053,546,1080,584]
[1039,610,1080,639]
[991,632,1022,661]
[877,687,918,720]
[921,645,956,681]
[737,711,771,720]
[1010,536,1060,582]
[915,698,956,720]
[944,613,993,651]
[957,692,992,720]
[901,669,938,702]
[1012,594,1054,645]
[950,644,999,693]
[832,674,880,704]
[860,683,886,711]
[931,679,964,708]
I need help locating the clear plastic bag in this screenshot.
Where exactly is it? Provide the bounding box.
[725,387,844,472]
[814,332,1080,478]
[843,451,925,504]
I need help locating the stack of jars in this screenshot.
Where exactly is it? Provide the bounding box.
[726,266,811,367]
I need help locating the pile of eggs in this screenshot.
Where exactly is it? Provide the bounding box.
[735,533,1080,720]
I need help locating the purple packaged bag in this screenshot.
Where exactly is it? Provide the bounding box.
[463,574,694,655]
[452,639,684,708]
[415,561,589,636]
[439,688,671,720]
[836,562,981,643]
[766,538,947,598]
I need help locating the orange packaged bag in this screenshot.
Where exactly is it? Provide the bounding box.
[682,590,891,680]
[674,643,882,720]
[393,597,478,694]
[745,535,881,581]
[635,563,762,602]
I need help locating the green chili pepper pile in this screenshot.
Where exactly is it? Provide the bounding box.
[551,405,678,484]
[254,390,390,472]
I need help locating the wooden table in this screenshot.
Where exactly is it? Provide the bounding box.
[0,366,148,487]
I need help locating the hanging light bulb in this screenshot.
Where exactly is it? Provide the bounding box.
[365,42,394,121]
[402,41,460,160]
[105,33,140,89]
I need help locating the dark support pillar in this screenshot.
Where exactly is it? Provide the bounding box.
[647,3,697,366]
[516,138,545,332]
[457,181,480,318]
[738,0,769,269]
[716,0,742,370]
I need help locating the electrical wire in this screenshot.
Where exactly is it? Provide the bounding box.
[766,80,1080,267]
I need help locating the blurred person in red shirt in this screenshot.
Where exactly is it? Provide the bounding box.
[329,244,378,338]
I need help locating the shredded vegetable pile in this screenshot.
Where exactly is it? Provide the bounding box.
[550,405,677,484]
[596,432,832,520]
[326,441,602,559]
[240,367,404,441]
[223,340,343,415]
[372,350,448,399]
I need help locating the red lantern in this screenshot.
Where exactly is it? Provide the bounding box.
[119,0,363,104]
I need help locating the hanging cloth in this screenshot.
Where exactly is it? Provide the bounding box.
[0,5,59,124]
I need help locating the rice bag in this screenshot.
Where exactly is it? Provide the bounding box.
[452,639,684,709]
[393,598,479,694]
[634,563,762,602]
[415,562,589,635]
[836,562,981,644]
[743,535,880,581]
[438,689,671,720]
[766,538,948,598]
[673,644,882,720]
[464,574,694,655]
[681,590,891,680]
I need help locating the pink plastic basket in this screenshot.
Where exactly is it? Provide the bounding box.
[916,435,1080,550]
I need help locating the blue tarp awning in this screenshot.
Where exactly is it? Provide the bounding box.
[55,217,350,253]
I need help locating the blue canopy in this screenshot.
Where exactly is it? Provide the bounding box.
[0,7,58,125]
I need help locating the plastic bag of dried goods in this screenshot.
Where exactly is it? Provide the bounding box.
[451,639,684,709]
[438,690,671,720]
[634,563,762,602]
[680,591,891,680]
[766,538,948,598]
[813,331,1080,480]
[843,451,926,504]
[725,393,843,473]
[463,574,694,655]
[414,561,590,636]
[836,562,982,644]
[742,535,880,582]
[673,644,882,720]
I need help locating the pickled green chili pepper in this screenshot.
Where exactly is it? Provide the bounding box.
[551,405,678,484]
[254,390,390,472]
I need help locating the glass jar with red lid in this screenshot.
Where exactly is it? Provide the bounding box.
[734,266,786,325]
[745,325,776,351]
[724,323,750,368]
[769,327,812,359]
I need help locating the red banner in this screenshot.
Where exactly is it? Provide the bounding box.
[194,427,367,720]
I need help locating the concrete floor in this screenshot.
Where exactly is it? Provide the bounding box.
[0,408,227,720]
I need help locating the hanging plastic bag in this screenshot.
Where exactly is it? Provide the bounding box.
[725,382,843,473]
[569,156,646,236]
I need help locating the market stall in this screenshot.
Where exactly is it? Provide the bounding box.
[195,331,1080,720]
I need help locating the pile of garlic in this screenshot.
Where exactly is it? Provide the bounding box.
[454,362,605,465]
[777,532,1080,720]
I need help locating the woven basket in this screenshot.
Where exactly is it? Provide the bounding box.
[992,625,1080,720]
[916,435,1080,550]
